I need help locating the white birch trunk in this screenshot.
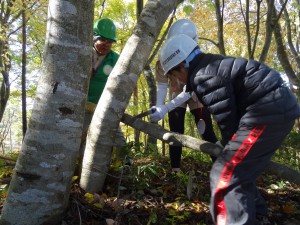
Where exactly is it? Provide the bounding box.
[0,0,94,224]
[80,0,183,193]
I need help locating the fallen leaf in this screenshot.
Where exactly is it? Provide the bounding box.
[84,193,94,203]
[106,218,115,225]
[282,204,297,214]
[93,202,103,208]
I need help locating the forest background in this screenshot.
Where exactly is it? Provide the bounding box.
[0,0,299,224]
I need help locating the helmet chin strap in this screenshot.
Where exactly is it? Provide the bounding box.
[184,48,201,68]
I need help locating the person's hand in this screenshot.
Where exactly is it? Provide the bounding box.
[149,105,168,122]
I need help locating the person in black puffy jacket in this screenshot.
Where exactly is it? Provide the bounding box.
[158,34,300,225]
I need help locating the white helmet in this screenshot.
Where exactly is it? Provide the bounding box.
[159,34,198,75]
[168,19,198,42]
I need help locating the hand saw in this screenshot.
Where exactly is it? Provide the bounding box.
[134,108,156,119]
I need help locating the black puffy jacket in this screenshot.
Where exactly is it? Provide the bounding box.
[186,53,300,145]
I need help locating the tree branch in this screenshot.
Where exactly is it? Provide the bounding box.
[122,113,300,186]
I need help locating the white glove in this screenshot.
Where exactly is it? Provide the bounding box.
[156,82,168,105]
[149,105,168,122]
[165,90,192,112]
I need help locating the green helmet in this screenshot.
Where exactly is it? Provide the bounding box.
[93,18,117,42]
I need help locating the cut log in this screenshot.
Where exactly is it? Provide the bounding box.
[122,113,300,186]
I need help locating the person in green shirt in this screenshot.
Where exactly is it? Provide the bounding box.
[88,18,119,103]
[81,18,127,163]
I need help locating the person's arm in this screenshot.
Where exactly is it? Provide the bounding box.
[155,59,168,105]
[150,90,193,122]
[156,82,168,106]
[165,90,193,111]
[202,75,238,147]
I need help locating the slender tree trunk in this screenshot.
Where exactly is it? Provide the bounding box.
[250,0,262,59]
[0,34,10,123]
[80,0,183,193]
[134,0,143,152]
[0,72,10,123]
[144,11,176,154]
[22,0,27,138]
[240,0,252,58]
[213,0,226,55]
[0,0,22,123]
[0,1,94,224]
[133,87,140,151]
[143,65,157,153]
[279,0,300,72]
[271,1,300,96]
[259,0,275,63]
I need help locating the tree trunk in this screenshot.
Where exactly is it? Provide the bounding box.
[0,32,10,123]
[22,1,27,137]
[259,0,275,63]
[142,11,176,154]
[279,0,300,74]
[271,2,300,96]
[143,65,157,153]
[0,72,10,123]
[133,0,143,152]
[80,0,183,193]
[121,113,300,186]
[0,0,23,123]
[213,0,226,55]
[0,0,94,224]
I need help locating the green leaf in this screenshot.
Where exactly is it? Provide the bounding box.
[93,203,103,208]
[183,5,194,15]
[147,212,157,225]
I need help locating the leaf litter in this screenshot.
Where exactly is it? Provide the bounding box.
[63,156,300,225]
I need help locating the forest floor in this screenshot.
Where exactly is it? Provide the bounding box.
[63,155,300,225]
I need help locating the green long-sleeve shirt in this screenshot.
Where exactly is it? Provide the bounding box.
[88,49,119,104]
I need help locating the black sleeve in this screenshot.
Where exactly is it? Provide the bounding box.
[194,72,239,146]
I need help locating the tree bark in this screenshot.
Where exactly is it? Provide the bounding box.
[271,2,300,96]
[213,0,226,55]
[259,0,274,63]
[0,0,94,224]
[279,0,300,71]
[121,113,300,186]
[22,0,27,137]
[0,0,26,123]
[143,65,157,153]
[0,71,10,123]
[121,113,222,157]
[80,0,183,193]
[0,30,10,123]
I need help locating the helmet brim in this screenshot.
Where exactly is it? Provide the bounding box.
[93,35,116,43]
